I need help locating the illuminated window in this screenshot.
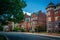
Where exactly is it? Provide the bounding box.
[47,12,50,16]
[32,22,35,24]
[55,17,58,21]
[48,17,51,21]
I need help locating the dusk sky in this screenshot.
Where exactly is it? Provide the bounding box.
[23,0,60,14]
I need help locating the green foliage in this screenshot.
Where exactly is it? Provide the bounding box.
[0,25,3,31]
[0,0,26,23]
[14,27,25,32]
[35,26,45,32]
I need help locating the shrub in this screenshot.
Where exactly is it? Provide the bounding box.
[35,26,45,32]
[14,27,25,32]
[0,25,3,31]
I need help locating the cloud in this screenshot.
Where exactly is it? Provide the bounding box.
[23,11,31,16]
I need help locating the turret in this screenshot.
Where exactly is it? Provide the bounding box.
[46,2,55,11]
[46,2,55,22]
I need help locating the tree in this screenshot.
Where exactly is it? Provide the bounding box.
[0,25,3,31]
[0,0,26,23]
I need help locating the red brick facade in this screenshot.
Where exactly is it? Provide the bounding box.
[46,2,60,32]
[23,12,46,31]
[23,13,31,31]
[31,13,38,31]
[30,11,46,31]
[38,11,46,30]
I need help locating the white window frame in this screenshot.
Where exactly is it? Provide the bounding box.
[55,11,58,14]
[47,12,50,16]
[55,16,58,21]
[47,17,51,22]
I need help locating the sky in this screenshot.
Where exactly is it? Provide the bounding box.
[23,0,60,14]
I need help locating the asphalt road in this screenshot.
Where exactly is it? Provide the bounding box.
[0,32,60,40]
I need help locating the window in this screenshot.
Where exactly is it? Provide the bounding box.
[32,22,35,24]
[48,17,51,21]
[55,11,58,14]
[47,12,50,16]
[56,6,60,10]
[31,17,37,20]
[55,25,58,28]
[35,17,37,20]
[25,18,30,22]
[55,17,58,21]
[47,8,54,11]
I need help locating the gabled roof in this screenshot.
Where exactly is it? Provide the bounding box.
[24,13,30,18]
[38,11,46,17]
[31,12,38,18]
[31,10,46,18]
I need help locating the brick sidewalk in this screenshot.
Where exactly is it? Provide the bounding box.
[47,33,60,36]
[36,32,60,36]
[25,32,60,36]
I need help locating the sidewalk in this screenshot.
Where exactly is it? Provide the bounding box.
[36,32,60,36]
[24,32,60,38]
[47,33,60,36]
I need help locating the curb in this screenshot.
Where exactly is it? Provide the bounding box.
[24,32,60,38]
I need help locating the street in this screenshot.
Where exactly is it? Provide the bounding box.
[0,32,60,40]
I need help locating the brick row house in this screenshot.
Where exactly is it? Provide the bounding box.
[46,2,60,32]
[23,2,60,32]
[30,13,38,31]
[23,13,31,31]
[23,11,46,32]
[38,11,46,31]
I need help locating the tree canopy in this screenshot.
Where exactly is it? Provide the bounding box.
[0,0,26,23]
